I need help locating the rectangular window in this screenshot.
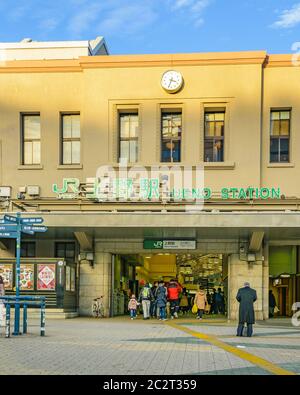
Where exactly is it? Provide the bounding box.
[270,110,290,163]
[204,111,225,162]
[55,242,76,259]
[161,111,182,163]
[61,114,81,165]
[119,113,139,163]
[19,242,36,258]
[22,114,41,165]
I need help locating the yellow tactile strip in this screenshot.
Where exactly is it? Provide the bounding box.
[167,322,296,376]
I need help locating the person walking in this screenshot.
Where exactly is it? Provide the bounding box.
[167,279,182,319]
[236,282,257,337]
[150,281,158,318]
[194,286,207,320]
[269,290,277,318]
[128,294,138,320]
[216,288,225,315]
[139,282,152,320]
[179,289,189,315]
[0,276,5,327]
[211,289,217,314]
[155,281,168,321]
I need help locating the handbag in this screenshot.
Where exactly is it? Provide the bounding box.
[192,304,198,314]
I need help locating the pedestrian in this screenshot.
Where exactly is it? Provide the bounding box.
[138,282,152,320]
[216,288,225,314]
[128,294,138,320]
[155,281,168,321]
[211,289,217,314]
[236,282,257,337]
[194,286,207,320]
[179,289,189,315]
[269,290,277,318]
[0,276,5,327]
[167,279,182,319]
[150,281,158,318]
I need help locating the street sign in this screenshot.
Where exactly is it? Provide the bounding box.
[143,239,196,250]
[21,229,35,235]
[0,225,17,232]
[22,225,47,233]
[4,215,18,223]
[0,232,18,238]
[21,218,44,224]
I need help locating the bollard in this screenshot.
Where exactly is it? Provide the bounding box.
[13,301,21,336]
[5,304,11,338]
[23,304,27,334]
[40,302,46,337]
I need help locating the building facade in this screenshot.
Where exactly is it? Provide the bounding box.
[0,40,299,319]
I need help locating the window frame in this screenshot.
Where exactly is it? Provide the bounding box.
[204,110,225,163]
[55,242,76,259]
[161,110,182,163]
[21,113,41,165]
[118,111,139,163]
[60,112,81,165]
[18,242,36,258]
[270,109,291,164]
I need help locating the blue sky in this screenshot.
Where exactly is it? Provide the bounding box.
[0,0,300,54]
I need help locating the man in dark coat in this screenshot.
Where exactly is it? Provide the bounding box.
[236,282,257,337]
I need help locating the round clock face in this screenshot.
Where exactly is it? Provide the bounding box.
[161,70,183,93]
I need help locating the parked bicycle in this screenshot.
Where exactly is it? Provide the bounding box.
[92,296,105,318]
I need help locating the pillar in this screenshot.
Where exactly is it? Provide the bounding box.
[79,251,112,317]
[228,252,267,321]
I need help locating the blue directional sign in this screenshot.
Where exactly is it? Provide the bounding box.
[22,225,47,233]
[0,232,18,238]
[4,214,18,223]
[21,228,35,235]
[21,217,44,224]
[0,225,17,232]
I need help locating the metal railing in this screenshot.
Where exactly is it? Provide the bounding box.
[0,295,46,338]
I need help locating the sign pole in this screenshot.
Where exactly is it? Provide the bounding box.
[13,212,21,336]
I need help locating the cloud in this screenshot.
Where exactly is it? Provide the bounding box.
[172,0,212,27]
[98,2,157,36]
[272,3,300,29]
[67,2,104,37]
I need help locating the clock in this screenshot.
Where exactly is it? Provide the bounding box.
[161,70,183,93]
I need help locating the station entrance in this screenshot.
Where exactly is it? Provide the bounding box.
[111,253,228,318]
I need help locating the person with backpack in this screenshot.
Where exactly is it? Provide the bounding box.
[155,281,168,321]
[128,294,138,320]
[138,282,152,320]
[167,279,182,319]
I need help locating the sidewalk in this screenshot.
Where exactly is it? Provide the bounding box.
[0,317,299,375]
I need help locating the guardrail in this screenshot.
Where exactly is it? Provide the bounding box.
[0,296,46,337]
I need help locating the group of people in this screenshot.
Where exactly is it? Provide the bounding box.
[127,279,226,321]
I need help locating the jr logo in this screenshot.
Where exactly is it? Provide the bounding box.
[52,178,80,195]
[291,302,300,327]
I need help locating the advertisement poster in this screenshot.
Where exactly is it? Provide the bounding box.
[37,264,56,291]
[66,266,71,291]
[20,264,34,290]
[0,264,13,290]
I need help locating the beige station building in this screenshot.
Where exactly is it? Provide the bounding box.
[0,37,299,320]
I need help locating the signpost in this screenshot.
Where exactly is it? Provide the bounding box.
[0,213,47,336]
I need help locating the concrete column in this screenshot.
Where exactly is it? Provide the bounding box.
[79,252,112,317]
[228,253,265,321]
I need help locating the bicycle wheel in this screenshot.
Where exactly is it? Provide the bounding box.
[99,306,105,318]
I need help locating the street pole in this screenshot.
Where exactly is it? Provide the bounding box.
[13,212,21,335]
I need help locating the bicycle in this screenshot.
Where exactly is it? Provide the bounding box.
[92,296,105,318]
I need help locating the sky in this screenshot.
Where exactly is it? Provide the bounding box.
[0,0,300,54]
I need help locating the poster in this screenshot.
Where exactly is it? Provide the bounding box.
[20,264,34,290]
[71,267,76,292]
[0,264,13,290]
[37,264,56,291]
[66,266,71,291]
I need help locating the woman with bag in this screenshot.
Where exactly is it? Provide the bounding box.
[194,286,207,320]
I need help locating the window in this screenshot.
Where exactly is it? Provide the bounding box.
[270,110,290,163]
[22,114,41,165]
[161,111,182,162]
[204,112,225,162]
[61,114,80,165]
[20,242,36,258]
[55,242,76,259]
[119,113,138,163]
